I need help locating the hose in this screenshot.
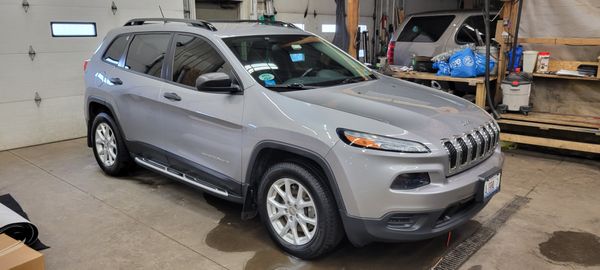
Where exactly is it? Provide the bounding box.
[484,0,500,119]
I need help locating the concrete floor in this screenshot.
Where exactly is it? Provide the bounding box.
[0,138,599,270]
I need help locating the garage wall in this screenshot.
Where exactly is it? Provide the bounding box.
[0,0,191,151]
[240,0,374,42]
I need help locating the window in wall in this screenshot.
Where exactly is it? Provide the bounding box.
[358,25,368,32]
[397,15,455,42]
[293,23,305,30]
[171,34,227,88]
[51,22,97,37]
[103,35,129,66]
[321,24,336,33]
[125,34,171,78]
[456,15,498,44]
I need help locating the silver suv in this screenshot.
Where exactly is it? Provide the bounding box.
[84,18,503,259]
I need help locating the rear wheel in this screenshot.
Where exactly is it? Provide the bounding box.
[91,113,131,176]
[258,162,343,259]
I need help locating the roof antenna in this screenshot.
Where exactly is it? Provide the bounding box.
[158,5,165,21]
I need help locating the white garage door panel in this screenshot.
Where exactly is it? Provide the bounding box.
[0,96,85,150]
[0,1,187,150]
[0,55,36,102]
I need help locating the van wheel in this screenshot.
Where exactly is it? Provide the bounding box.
[91,113,131,176]
[257,162,343,259]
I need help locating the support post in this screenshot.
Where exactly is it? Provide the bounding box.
[346,0,359,58]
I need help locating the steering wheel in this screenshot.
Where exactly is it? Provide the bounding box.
[300,68,318,78]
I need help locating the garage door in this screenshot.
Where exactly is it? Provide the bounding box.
[0,0,192,151]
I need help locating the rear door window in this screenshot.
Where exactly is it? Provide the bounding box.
[456,15,498,44]
[397,15,455,42]
[170,34,229,88]
[125,34,172,78]
[103,35,129,65]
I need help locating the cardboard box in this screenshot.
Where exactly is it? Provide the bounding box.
[0,234,44,270]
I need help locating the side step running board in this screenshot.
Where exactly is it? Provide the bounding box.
[134,157,229,197]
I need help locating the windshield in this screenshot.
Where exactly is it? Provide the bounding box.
[223,35,375,90]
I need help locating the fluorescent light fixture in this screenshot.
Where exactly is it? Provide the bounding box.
[293,23,305,30]
[321,24,336,33]
[51,22,97,37]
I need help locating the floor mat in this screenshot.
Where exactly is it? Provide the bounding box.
[0,194,49,250]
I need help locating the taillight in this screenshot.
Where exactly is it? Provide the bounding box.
[83,59,90,72]
[386,41,395,65]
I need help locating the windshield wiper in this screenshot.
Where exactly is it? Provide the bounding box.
[340,76,368,84]
[265,83,316,90]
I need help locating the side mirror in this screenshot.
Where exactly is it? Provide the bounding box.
[195,72,241,93]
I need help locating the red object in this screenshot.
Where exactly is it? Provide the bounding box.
[83,59,90,72]
[446,231,452,247]
[512,81,519,86]
[387,41,395,65]
[539,52,550,56]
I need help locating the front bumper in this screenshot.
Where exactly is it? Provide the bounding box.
[325,141,504,246]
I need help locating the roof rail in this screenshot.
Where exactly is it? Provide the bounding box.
[123,18,217,31]
[209,20,299,29]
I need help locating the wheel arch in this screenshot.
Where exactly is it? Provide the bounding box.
[242,141,347,220]
[87,97,123,147]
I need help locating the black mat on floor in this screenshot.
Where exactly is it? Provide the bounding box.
[0,194,49,250]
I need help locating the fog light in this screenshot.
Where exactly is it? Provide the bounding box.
[391,173,430,190]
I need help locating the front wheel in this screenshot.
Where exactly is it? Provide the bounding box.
[257,162,343,259]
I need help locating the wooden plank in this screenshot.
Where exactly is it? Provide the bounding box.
[498,119,600,135]
[500,133,600,153]
[518,37,600,46]
[532,73,600,82]
[548,60,599,72]
[345,0,359,58]
[500,112,600,129]
[388,71,496,84]
[475,83,486,108]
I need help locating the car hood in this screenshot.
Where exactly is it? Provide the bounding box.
[281,76,493,139]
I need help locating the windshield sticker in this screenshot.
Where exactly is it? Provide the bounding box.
[264,79,276,86]
[289,53,305,62]
[258,73,275,81]
[291,44,302,50]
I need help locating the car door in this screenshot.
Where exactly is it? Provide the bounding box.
[158,33,244,194]
[109,33,173,163]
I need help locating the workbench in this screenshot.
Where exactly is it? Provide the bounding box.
[387,70,497,108]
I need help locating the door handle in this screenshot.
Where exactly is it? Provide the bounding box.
[108,77,123,85]
[163,92,181,101]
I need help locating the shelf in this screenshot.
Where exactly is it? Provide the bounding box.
[498,119,600,135]
[517,37,600,46]
[500,112,600,129]
[500,133,600,154]
[532,73,600,81]
[387,70,496,86]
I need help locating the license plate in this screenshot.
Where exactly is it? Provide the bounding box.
[483,172,501,200]
[476,168,502,202]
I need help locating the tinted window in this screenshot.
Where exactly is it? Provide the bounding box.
[171,34,227,87]
[125,34,171,78]
[457,15,498,44]
[103,35,129,65]
[397,15,455,42]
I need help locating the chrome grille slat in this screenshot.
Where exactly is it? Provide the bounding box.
[442,121,500,175]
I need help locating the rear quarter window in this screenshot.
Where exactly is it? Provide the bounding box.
[397,15,455,43]
[102,35,130,65]
[456,15,498,44]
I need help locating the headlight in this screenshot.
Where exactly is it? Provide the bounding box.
[337,129,430,153]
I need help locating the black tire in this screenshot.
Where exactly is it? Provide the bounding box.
[257,162,343,259]
[91,112,132,176]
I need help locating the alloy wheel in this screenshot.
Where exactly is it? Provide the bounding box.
[95,122,117,167]
[266,178,318,246]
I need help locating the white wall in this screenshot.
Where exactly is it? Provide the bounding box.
[0,0,190,151]
[240,0,375,42]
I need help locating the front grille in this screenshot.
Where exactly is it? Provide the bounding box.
[442,121,500,175]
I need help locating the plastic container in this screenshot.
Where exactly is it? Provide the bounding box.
[499,73,532,115]
[536,52,550,73]
[522,50,539,73]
